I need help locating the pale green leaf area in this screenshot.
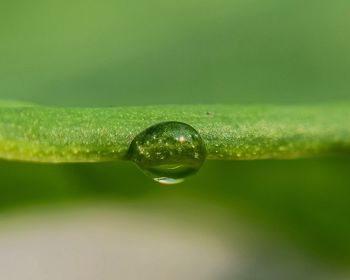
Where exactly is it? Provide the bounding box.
[0,103,349,163]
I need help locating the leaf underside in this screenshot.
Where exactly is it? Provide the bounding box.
[0,102,349,163]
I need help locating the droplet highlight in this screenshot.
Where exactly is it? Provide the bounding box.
[128,121,206,185]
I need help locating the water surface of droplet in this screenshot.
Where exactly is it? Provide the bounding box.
[128,121,206,184]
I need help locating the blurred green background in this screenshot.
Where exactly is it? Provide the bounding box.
[1,0,350,278]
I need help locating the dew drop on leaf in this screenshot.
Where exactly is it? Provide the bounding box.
[128,121,206,185]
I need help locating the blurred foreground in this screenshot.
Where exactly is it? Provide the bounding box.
[0,159,349,279]
[0,200,349,280]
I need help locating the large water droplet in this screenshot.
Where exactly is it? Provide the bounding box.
[128,121,206,185]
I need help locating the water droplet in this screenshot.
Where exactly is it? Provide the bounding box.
[128,121,206,185]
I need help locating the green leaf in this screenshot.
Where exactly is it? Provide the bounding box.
[0,102,349,163]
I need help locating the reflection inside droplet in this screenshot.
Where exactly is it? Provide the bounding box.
[153,177,185,185]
